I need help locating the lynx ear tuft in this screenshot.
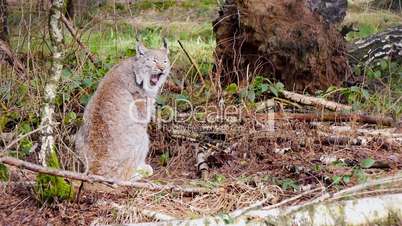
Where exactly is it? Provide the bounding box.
[136,42,146,56]
[162,38,169,53]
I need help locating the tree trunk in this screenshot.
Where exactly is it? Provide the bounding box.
[66,0,74,19]
[213,0,351,93]
[348,25,402,66]
[39,0,65,166]
[0,0,9,42]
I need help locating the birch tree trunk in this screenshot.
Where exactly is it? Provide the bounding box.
[36,0,74,203]
[39,0,65,167]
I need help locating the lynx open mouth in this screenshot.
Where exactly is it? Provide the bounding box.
[150,73,163,86]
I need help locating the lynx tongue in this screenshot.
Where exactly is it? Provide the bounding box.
[150,73,162,86]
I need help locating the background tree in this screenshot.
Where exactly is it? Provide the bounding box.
[0,0,9,42]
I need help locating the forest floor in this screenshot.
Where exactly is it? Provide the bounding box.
[1,0,402,225]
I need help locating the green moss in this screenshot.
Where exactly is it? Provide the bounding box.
[34,149,75,203]
[0,164,10,181]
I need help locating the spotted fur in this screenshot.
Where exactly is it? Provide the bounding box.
[75,41,170,181]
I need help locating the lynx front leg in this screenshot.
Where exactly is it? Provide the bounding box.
[130,132,154,181]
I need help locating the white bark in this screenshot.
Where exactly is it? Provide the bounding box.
[281,90,352,112]
[106,193,402,226]
[39,0,64,166]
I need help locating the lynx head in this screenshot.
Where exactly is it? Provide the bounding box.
[133,39,170,96]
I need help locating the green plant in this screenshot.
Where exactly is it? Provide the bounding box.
[159,151,170,166]
[0,164,10,181]
[35,150,75,203]
[278,178,299,191]
[331,158,375,186]
[239,76,284,102]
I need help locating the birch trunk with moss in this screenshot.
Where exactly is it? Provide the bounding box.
[39,0,65,166]
[37,0,75,202]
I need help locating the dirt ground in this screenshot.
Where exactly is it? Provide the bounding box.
[1,117,401,225]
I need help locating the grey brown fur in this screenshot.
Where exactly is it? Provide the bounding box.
[75,40,170,181]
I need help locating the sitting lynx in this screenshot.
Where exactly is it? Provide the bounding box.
[75,39,170,181]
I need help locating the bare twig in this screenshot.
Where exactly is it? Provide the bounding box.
[177,40,205,86]
[60,14,99,67]
[1,125,47,153]
[0,156,214,194]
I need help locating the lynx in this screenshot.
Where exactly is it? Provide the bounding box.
[75,40,170,181]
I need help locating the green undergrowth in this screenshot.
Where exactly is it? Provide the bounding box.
[0,163,10,181]
[35,150,75,204]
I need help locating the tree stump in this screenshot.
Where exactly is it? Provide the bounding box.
[213,0,351,93]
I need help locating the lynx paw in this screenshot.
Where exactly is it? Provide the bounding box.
[131,164,153,181]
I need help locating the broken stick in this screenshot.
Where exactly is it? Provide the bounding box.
[0,156,214,194]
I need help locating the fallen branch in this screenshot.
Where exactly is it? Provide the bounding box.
[60,14,99,67]
[0,156,214,194]
[281,90,352,112]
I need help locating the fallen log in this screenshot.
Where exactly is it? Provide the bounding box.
[348,25,402,65]
[281,90,352,111]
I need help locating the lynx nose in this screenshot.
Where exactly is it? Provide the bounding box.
[156,63,164,71]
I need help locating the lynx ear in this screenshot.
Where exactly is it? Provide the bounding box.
[136,41,147,56]
[162,38,169,53]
